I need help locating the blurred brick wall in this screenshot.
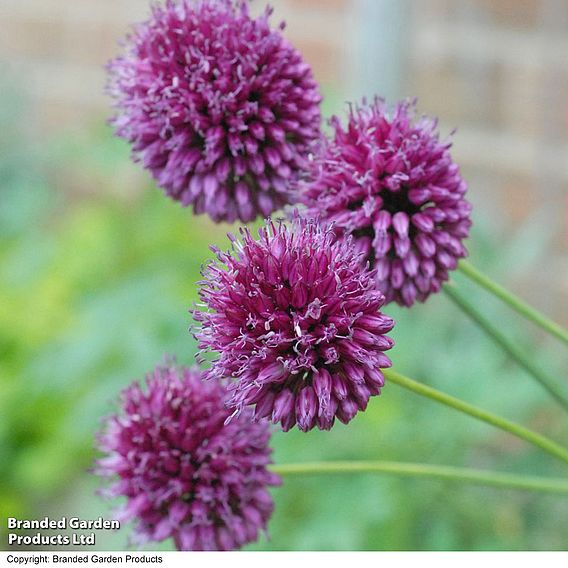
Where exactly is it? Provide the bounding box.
[406,0,568,320]
[2,0,565,194]
[1,0,567,316]
[0,0,352,134]
[408,0,568,198]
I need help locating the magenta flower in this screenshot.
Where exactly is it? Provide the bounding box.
[194,218,395,432]
[95,364,280,551]
[108,0,321,223]
[299,99,472,306]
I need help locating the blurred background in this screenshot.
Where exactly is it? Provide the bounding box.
[1,0,568,551]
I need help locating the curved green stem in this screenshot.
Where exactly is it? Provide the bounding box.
[383,369,568,467]
[271,461,568,495]
[443,284,568,412]
[458,259,568,347]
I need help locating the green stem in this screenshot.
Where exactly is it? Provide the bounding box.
[458,259,568,347]
[443,284,568,412]
[383,369,568,467]
[271,461,568,495]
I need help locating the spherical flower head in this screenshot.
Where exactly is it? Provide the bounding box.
[194,218,396,432]
[299,99,472,307]
[108,0,322,223]
[95,364,280,551]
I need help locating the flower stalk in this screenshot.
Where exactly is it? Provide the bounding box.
[383,369,568,467]
[443,283,568,411]
[458,260,568,347]
[272,461,568,495]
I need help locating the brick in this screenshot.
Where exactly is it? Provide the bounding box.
[285,0,349,11]
[479,0,541,30]
[291,38,343,88]
[500,174,537,225]
[0,16,68,60]
[406,60,465,125]
[61,23,127,66]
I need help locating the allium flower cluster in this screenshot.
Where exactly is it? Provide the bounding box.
[108,0,322,223]
[195,218,395,432]
[300,99,472,306]
[95,364,280,551]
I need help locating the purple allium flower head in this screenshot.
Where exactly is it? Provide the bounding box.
[95,364,280,551]
[108,0,322,223]
[194,218,396,432]
[299,99,472,307]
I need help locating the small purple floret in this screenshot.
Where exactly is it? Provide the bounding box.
[95,364,280,551]
[108,0,322,223]
[194,218,396,432]
[299,99,472,306]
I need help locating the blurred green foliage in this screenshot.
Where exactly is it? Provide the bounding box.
[1,90,567,551]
